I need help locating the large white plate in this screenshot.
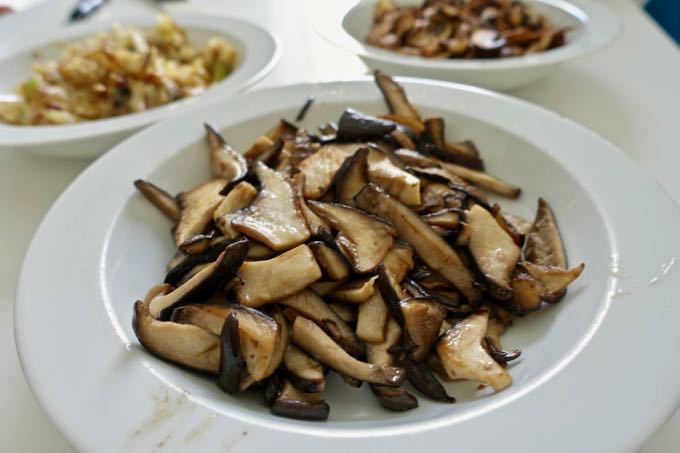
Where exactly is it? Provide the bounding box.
[15,78,680,452]
[313,0,618,91]
[0,11,279,159]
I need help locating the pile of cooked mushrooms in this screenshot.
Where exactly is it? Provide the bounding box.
[366,0,568,59]
[132,71,584,421]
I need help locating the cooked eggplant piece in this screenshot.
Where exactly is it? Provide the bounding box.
[356,184,480,302]
[334,147,369,206]
[356,290,389,343]
[309,241,351,281]
[439,161,520,198]
[328,302,357,323]
[366,319,419,411]
[175,179,227,246]
[204,124,248,188]
[422,143,485,171]
[230,162,310,251]
[329,275,379,303]
[213,181,257,238]
[400,297,446,362]
[178,231,216,255]
[465,204,521,300]
[171,303,284,383]
[283,344,326,393]
[132,288,219,374]
[524,198,568,268]
[236,244,322,308]
[291,316,405,386]
[336,108,397,142]
[367,147,421,206]
[309,201,396,273]
[421,209,460,229]
[217,313,246,393]
[149,238,249,319]
[374,70,421,121]
[521,261,585,303]
[436,308,512,391]
[382,242,414,284]
[270,379,330,421]
[278,289,363,358]
[297,144,357,199]
[402,357,455,403]
[134,179,181,221]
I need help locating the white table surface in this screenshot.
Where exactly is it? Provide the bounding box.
[1,0,679,451]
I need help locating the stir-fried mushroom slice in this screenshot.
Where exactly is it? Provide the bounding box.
[328,303,357,323]
[149,238,249,319]
[376,264,408,323]
[265,119,298,143]
[382,242,414,284]
[394,148,441,168]
[309,280,344,297]
[270,379,330,421]
[309,201,396,273]
[236,244,322,308]
[421,209,460,229]
[502,211,533,237]
[329,276,379,303]
[204,124,248,189]
[521,261,585,303]
[356,290,389,343]
[171,303,284,383]
[230,162,310,251]
[278,289,363,358]
[422,142,485,171]
[374,70,421,121]
[213,181,257,238]
[217,313,246,393]
[178,231,216,255]
[165,237,233,285]
[438,161,520,198]
[436,308,512,391]
[465,204,521,300]
[501,267,543,316]
[524,198,568,268]
[400,297,446,362]
[366,319,419,411]
[134,179,181,221]
[243,135,276,160]
[175,178,227,246]
[402,356,455,403]
[297,144,357,199]
[390,129,416,150]
[356,184,481,302]
[367,147,422,206]
[283,344,326,393]
[290,173,331,236]
[334,147,369,206]
[291,317,406,386]
[309,241,350,281]
[336,108,397,142]
[132,285,220,374]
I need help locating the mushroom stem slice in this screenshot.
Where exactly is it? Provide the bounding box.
[308,240,351,282]
[213,181,257,238]
[175,178,227,246]
[465,204,521,300]
[382,242,414,284]
[149,238,249,319]
[523,198,568,268]
[283,344,326,393]
[230,162,310,251]
[374,70,421,121]
[439,161,520,198]
[279,289,364,358]
[356,290,389,343]
[132,300,219,374]
[436,308,512,392]
[292,316,406,387]
[204,124,248,187]
[236,244,322,308]
[356,184,481,303]
[521,261,585,303]
[367,147,422,206]
[134,179,181,222]
[270,379,330,421]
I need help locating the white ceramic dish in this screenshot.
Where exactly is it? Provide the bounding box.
[313,0,618,91]
[0,12,279,159]
[15,78,680,452]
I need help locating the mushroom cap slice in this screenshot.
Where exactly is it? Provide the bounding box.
[401,356,455,403]
[230,162,310,251]
[308,240,351,281]
[134,179,181,222]
[309,201,396,274]
[175,178,227,246]
[132,299,219,375]
[170,303,284,383]
[204,124,248,187]
[374,70,421,121]
[291,172,331,236]
[400,297,446,362]
[521,261,585,303]
[356,183,481,303]
[149,238,249,319]
[235,244,322,308]
[270,379,330,421]
[382,242,414,284]
[436,308,512,392]
[297,144,357,199]
[291,316,406,387]
[501,267,543,316]
[465,204,521,300]
[213,181,257,239]
[524,198,568,268]
[367,147,421,206]
[282,344,326,393]
[334,147,369,207]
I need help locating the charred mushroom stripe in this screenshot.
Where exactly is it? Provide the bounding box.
[356,184,481,302]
